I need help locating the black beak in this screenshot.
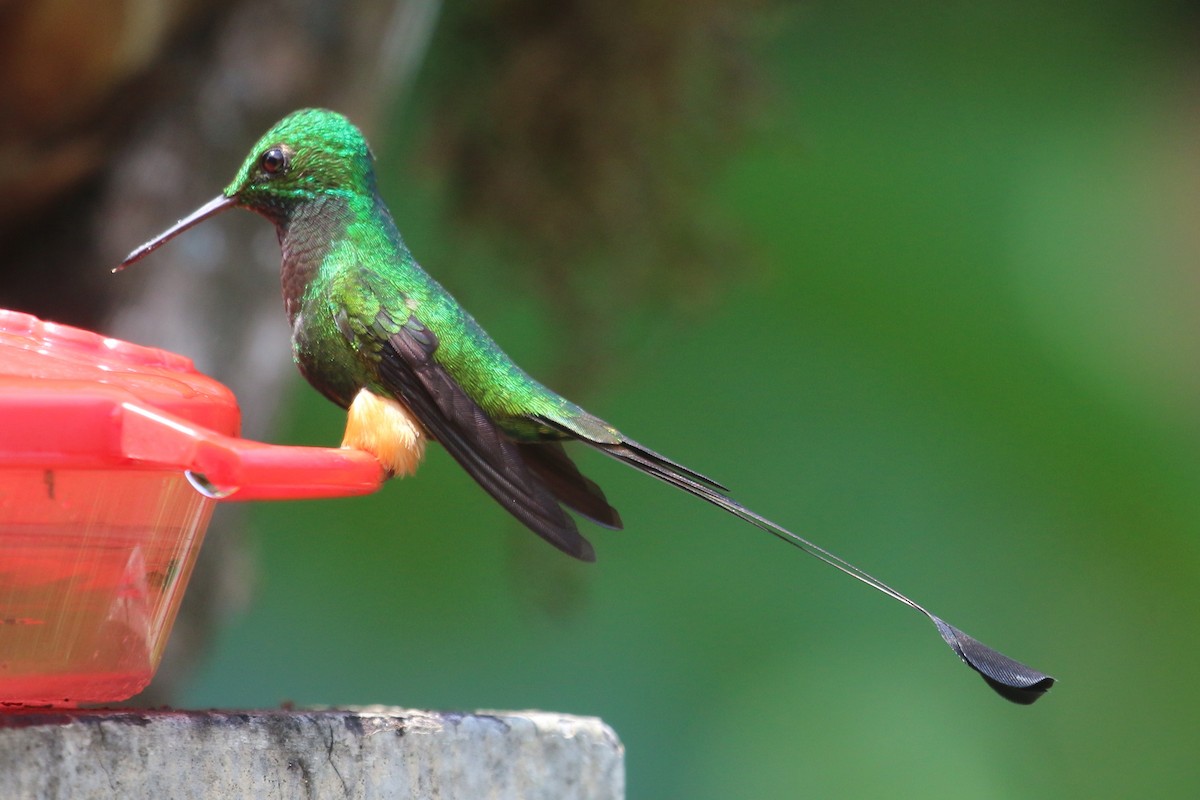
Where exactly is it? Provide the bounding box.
[112,194,238,272]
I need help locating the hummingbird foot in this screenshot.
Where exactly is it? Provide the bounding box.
[342,388,427,478]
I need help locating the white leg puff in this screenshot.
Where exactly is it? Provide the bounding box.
[342,388,427,477]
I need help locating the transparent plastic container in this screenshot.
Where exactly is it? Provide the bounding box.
[0,310,383,705]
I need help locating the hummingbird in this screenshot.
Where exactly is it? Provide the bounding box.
[115,108,1053,703]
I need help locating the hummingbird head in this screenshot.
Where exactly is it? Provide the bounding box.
[113,108,378,272]
[225,108,377,225]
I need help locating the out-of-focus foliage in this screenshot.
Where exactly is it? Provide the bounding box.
[414,0,765,388]
[9,0,1194,796]
[187,2,1200,797]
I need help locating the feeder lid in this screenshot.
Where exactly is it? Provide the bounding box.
[0,309,383,501]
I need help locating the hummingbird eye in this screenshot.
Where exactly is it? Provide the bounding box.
[260,147,289,176]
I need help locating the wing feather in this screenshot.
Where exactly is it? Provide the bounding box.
[375,313,597,561]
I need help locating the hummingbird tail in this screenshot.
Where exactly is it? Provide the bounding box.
[549,423,1055,704]
[517,441,623,530]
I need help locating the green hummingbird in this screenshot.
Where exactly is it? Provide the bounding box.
[115,108,1053,703]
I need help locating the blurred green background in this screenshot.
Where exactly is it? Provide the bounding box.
[8,0,1200,796]
[178,3,1199,797]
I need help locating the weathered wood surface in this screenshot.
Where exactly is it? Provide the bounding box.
[0,706,624,800]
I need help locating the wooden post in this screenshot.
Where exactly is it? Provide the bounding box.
[0,707,624,799]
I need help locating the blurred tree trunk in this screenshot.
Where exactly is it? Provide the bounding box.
[0,0,440,704]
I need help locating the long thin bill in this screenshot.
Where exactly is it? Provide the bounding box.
[112,194,238,272]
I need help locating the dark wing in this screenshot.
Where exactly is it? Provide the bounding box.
[375,311,598,561]
[517,440,622,530]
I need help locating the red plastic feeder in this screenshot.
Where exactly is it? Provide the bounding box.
[0,310,384,706]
